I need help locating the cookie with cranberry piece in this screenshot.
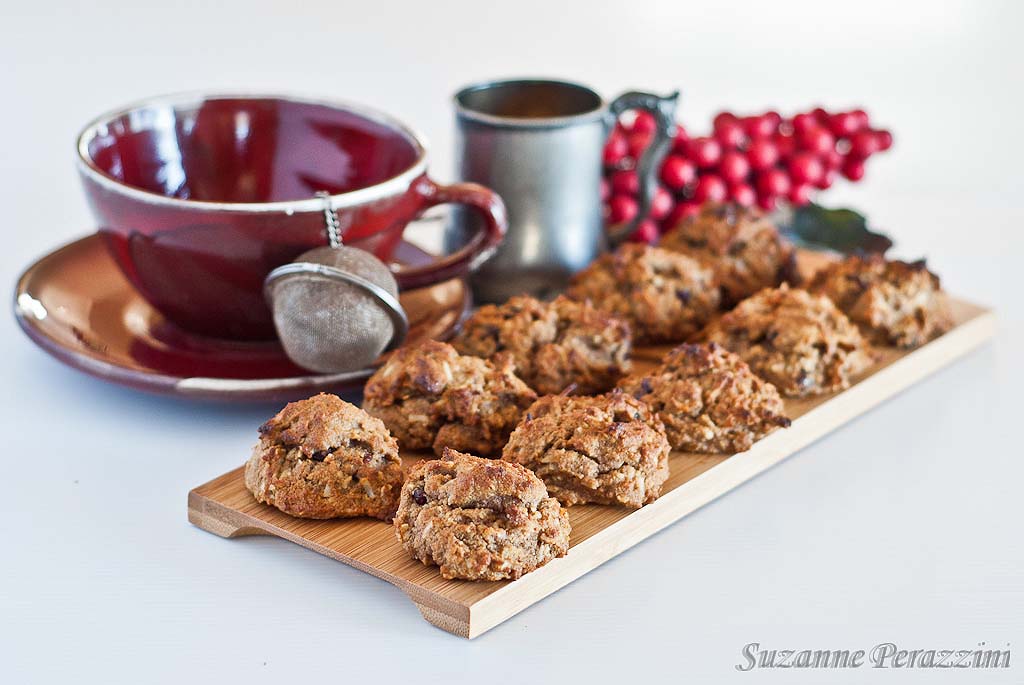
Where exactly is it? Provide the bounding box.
[244,393,403,520]
[567,243,720,344]
[362,340,537,457]
[809,255,952,348]
[394,448,570,581]
[699,284,875,397]
[451,294,632,395]
[619,343,790,453]
[501,390,671,508]
[659,202,795,305]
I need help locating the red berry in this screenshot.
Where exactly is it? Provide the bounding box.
[603,132,628,166]
[822,147,843,170]
[665,202,701,228]
[788,152,824,185]
[848,130,878,158]
[628,111,656,136]
[693,174,728,203]
[599,177,610,202]
[796,126,836,156]
[718,151,751,184]
[828,111,863,138]
[650,186,674,220]
[757,194,778,211]
[756,168,791,198]
[608,195,638,224]
[763,110,782,128]
[873,129,893,151]
[791,113,818,134]
[660,155,697,190]
[746,139,779,171]
[815,168,837,190]
[788,183,813,206]
[729,182,756,207]
[850,109,870,130]
[713,112,738,129]
[714,121,746,149]
[742,115,776,140]
[841,157,866,181]
[627,132,652,159]
[812,107,830,124]
[774,133,796,160]
[610,169,640,196]
[687,137,722,168]
[628,219,659,244]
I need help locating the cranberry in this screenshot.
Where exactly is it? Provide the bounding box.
[815,168,837,190]
[628,111,657,135]
[713,111,738,129]
[610,169,640,196]
[788,183,813,206]
[841,157,866,181]
[774,133,796,160]
[718,151,751,184]
[763,110,783,128]
[742,115,776,139]
[603,132,628,166]
[660,155,697,190]
[756,168,791,198]
[822,147,843,170]
[811,107,830,124]
[873,129,893,151]
[757,193,778,211]
[599,177,610,202]
[693,174,728,203]
[791,113,818,134]
[850,109,870,130]
[788,152,824,185]
[672,125,690,153]
[828,111,864,138]
[665,202,701,228]
[796,126,836,156]
[608,195,639,224]
[730,182,756,207]
[746,139,779,171]
[649,186,674,220]
[629,219,660,244]
[714,120,747,149]
[688,137,722,168]
[627,132,652,160]
[848,130,878,158]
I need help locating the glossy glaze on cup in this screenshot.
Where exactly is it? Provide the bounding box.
[78,94,505,340]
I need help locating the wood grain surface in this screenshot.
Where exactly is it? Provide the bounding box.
[188,298,995,638]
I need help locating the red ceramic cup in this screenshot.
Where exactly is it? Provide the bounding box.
[76,93,506,340]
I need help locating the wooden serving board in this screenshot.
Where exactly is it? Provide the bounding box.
[188,298,995,639]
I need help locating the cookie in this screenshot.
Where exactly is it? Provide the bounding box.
[451,294,632,395]
[362,340,537,457]
[244,393,403,520]
[700,284,875,397]
[567,243,720,344]
[809,255,953,348]
[394,448,571,581]
[501,390,671,508]
[660,202,795,305]
[619,343,790,453]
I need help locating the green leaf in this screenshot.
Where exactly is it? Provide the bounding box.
[773,203,894,255]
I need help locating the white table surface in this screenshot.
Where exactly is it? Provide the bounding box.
[3,1,1022,682]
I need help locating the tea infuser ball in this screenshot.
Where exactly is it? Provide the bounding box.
[264,192,409,374]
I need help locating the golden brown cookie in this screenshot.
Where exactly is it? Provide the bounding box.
[451,294,632,395]
[808,255,952,348]
[619,343,790,453]
[244,393,403,520]
[659,202,795,305]
[501,390,671,508]
[567,243,720,344]
[394,448,571,581]
[362,340,537,457]
[700,284,875,398]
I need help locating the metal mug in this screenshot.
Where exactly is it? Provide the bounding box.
[450,78,678,302]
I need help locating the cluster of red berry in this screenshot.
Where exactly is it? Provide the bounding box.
[602,107,893,243]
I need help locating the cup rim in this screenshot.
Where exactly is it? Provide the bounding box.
[75,91,430,213]
[454,78,607,129]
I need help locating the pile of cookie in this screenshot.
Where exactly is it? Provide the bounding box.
[243,202,953,582]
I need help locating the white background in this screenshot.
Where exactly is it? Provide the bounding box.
[2,1,1022,682]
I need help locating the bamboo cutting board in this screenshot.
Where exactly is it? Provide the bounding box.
[188,298,995,639]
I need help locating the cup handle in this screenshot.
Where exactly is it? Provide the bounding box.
[391,177,507,290]
[605,90,680,246]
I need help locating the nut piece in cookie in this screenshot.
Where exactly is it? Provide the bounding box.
[394,448,571,581]
[700,284,875,398]
[619,343,790,453]
[659,202,795,305]
[362,340,537,457]
[567,243,720,344]
[502,390,671,508]
[808,255,953,348]
[451,294,632,395]
[244,393,403,520]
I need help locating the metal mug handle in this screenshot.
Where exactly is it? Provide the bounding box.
[606,90,680,245]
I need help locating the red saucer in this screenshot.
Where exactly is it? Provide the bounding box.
[14,235,470,401]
